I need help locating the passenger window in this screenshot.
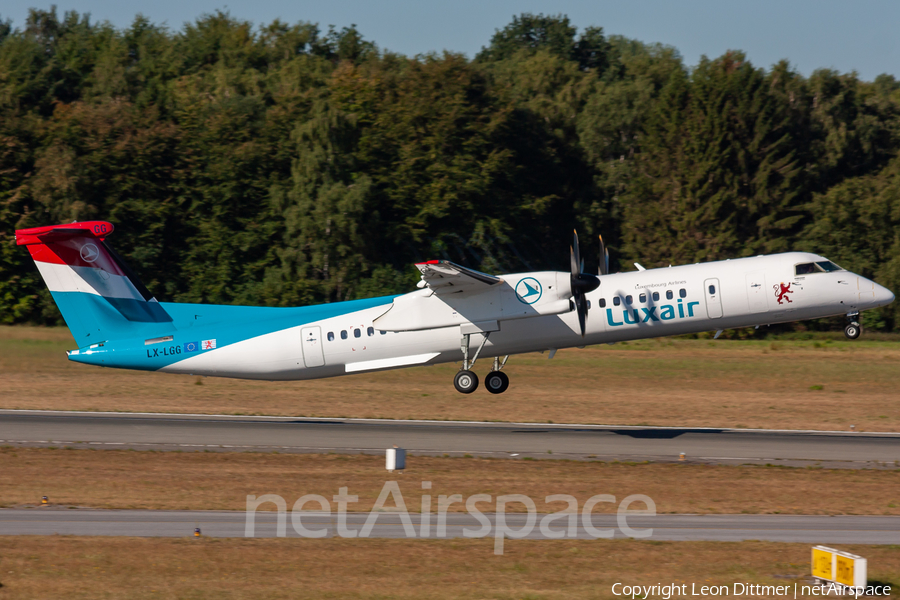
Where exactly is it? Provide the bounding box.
[652,291,660,301]
[708,284,716,294]
[354,329,361,338]
[625,295,633,305]
[327,332,334,342]
[613,297,621,306]
[639,293,647,303]
[666,290,673,300]
[340,330,348,340]
[587,300,592,309]
[380,330,387,335]
[599,298,606,308]
[679,289,687,298]
[367,326,375,336]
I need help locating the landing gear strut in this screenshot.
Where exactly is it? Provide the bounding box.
[454,332,488,394]
[843,312,862,340]
[455,333,510,394]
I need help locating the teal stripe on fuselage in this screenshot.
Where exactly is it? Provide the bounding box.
[65,294,397,371]
[157,295,398,333]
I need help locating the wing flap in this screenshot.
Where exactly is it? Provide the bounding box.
[415,260,503,294]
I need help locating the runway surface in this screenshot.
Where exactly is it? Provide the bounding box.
[2,509,898,544]
[2,410,899,468]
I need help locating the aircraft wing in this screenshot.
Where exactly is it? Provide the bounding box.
[415,260,503,294]
[375,263,569,331]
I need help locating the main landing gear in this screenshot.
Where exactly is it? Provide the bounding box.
[844,314,862,340]
[455,333,510,394]
[484,355,510,394]
[454,370,479,394]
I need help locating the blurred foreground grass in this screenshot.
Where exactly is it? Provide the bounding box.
[2,325,899,431]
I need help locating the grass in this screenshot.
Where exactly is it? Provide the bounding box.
[4,327,898,597]
[0,537,897,599]
[3,447,898,514]
[2,326,900,431]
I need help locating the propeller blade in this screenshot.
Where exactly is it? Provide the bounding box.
[576,295,587,337]
[568,229,600,337]
[570,230,581,276]
[598,234,608,276]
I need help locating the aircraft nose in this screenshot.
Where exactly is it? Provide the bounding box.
[875,283,895,307]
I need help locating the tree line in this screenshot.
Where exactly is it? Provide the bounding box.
[1,10,898,331]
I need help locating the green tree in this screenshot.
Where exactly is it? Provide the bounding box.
[620,53,803,267]
[803,155,900,331]
[477,13,610,74]
[2,10,900,332]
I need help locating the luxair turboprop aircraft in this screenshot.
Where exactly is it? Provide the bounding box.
[16,221,895,394]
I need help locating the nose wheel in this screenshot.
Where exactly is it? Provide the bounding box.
[844,321,862,339]
[844,313,862,340]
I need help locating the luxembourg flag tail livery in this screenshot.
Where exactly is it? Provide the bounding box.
[16,221,173,344]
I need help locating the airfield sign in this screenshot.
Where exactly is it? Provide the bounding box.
[812,546,867,588]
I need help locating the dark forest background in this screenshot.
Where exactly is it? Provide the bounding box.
[2,10,899,331]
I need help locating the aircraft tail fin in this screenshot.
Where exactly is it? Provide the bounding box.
[15,221,173,345]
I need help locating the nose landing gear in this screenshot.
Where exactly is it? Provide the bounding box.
[844,313,862,339]
[844,321,862,339]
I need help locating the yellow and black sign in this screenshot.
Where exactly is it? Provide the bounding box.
[811,546,867,588]
[835,554,857,587]
[811,547,833,580]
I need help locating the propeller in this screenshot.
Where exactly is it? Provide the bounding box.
[570,230,601,337]
[598,234,609,276]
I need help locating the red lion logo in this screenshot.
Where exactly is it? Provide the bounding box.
[774,282,793,304]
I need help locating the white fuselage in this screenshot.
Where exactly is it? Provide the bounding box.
[159,252,894,381]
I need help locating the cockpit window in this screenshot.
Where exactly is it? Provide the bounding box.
[816,261,843,272]
[795,261,845,275]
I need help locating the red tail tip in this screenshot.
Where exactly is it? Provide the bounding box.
[15,221,114,246]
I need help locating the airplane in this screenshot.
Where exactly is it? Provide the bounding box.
[15,220,895,394]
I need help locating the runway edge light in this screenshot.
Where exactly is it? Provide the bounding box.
[812,545,867,588]
[386,446,406,472]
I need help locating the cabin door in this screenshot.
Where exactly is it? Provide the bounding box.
[300,326,325,368]
[746,272,768,313]
[704,278,723,319]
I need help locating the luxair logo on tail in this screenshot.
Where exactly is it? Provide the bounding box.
[606,298,701,326]
[515,277,542,304]
[80,243,100,262]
